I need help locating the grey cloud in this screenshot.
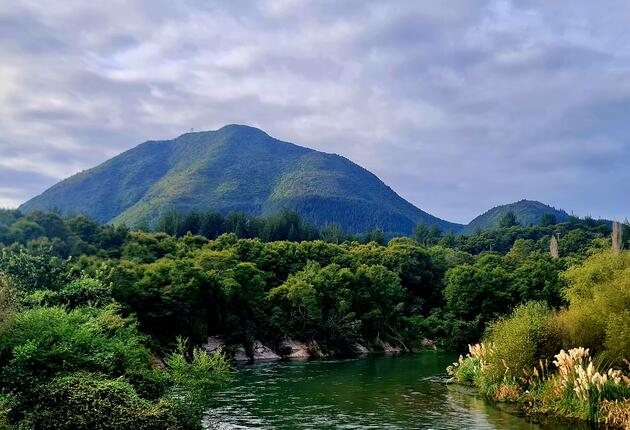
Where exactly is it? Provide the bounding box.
[0,0,629,222]
[0,166,57,208]
[0,8,69,54]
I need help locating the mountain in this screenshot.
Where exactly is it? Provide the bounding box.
[20,125,462,235]
[460,199,570,235]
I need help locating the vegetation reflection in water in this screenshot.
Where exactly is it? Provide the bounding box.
[205,353,586,430]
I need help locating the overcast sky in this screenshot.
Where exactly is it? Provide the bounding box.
[1,0,629,223]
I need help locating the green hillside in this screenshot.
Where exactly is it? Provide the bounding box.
[19,125,461,235]
[460,199,569,235]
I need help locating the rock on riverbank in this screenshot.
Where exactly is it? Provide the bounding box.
[202,336,434,362]
[202,337,281,362]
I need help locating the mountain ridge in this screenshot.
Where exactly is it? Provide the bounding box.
[20,124,462,235]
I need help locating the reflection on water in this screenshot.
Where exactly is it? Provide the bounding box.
[204,353,590,430]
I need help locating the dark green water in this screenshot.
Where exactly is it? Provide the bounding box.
[204,353,587,430]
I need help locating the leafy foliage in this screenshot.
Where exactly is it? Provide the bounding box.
[0,206,625,428]
[19,372,179,430]
[485,302,561,380]
[0,259,230,430]
[559,250,630,364]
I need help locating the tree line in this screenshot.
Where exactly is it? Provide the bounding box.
[0,207,627,429]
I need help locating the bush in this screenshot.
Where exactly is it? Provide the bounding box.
[549,347,630,422]
[447,343,496,396]
[561,251,630,363]
[604,310,630,366]
[162,338,231,426]
[451,344,630,423]
[0,275,19,336]
[601,399,630,429]
[484,302,561,381]
[0,394,11,430]
[0,247,69,292]
[58,276,113,308]
[0,308,231,430]
[448,353,482,386]
[18,372,180,430]
[23,276,112,309]
[0,306,153,393]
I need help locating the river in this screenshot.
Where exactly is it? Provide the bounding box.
[204,352,589,430]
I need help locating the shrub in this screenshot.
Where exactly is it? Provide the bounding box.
[450,345,630,423]
[162,338,231,427]
[0,306,153,393]
[0,310,231,430]
[447,343,494,392]
[561,250,630,362]
[604,310,630,365]
[0,394,12,430]
[23,276,112,309]
[0,247,69,292]
[57,276,112,308]
[447,349,483,386]
[164,338,231,405]
[484,302,561,381]
[17,372,180,430]
[0,274,19,336]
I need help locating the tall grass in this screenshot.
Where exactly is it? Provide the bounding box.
[449,345,630,424]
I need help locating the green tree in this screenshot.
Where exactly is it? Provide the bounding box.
[115,257,215,344]
[560,250,630,363]
[65,215,101,243]
[320,223,344,244]
[354,264,404,343]
[0,247,69,292]
[540,213,557,227]
[25,211,68,241]
[9,220,45,244]
[511,253,566,308]
[268,271,320,335]
[0,225,11,245]
[221,262,267,344]
[499,211,519,228]
[412,221,431,245]
[444,255,512,323]
[0,274,19,336]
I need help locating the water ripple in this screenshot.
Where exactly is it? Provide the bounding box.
[204,354,586,430]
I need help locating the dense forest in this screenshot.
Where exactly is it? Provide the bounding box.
[0,208,628,428]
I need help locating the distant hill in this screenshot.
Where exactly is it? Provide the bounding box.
[20,125,462,235]
[460,199,570,235]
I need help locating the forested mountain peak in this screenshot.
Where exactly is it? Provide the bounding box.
[19,125,461,235]
[460,199,570,235]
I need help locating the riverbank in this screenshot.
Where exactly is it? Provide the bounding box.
[202,336,436,363]
[447,344,630,429]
